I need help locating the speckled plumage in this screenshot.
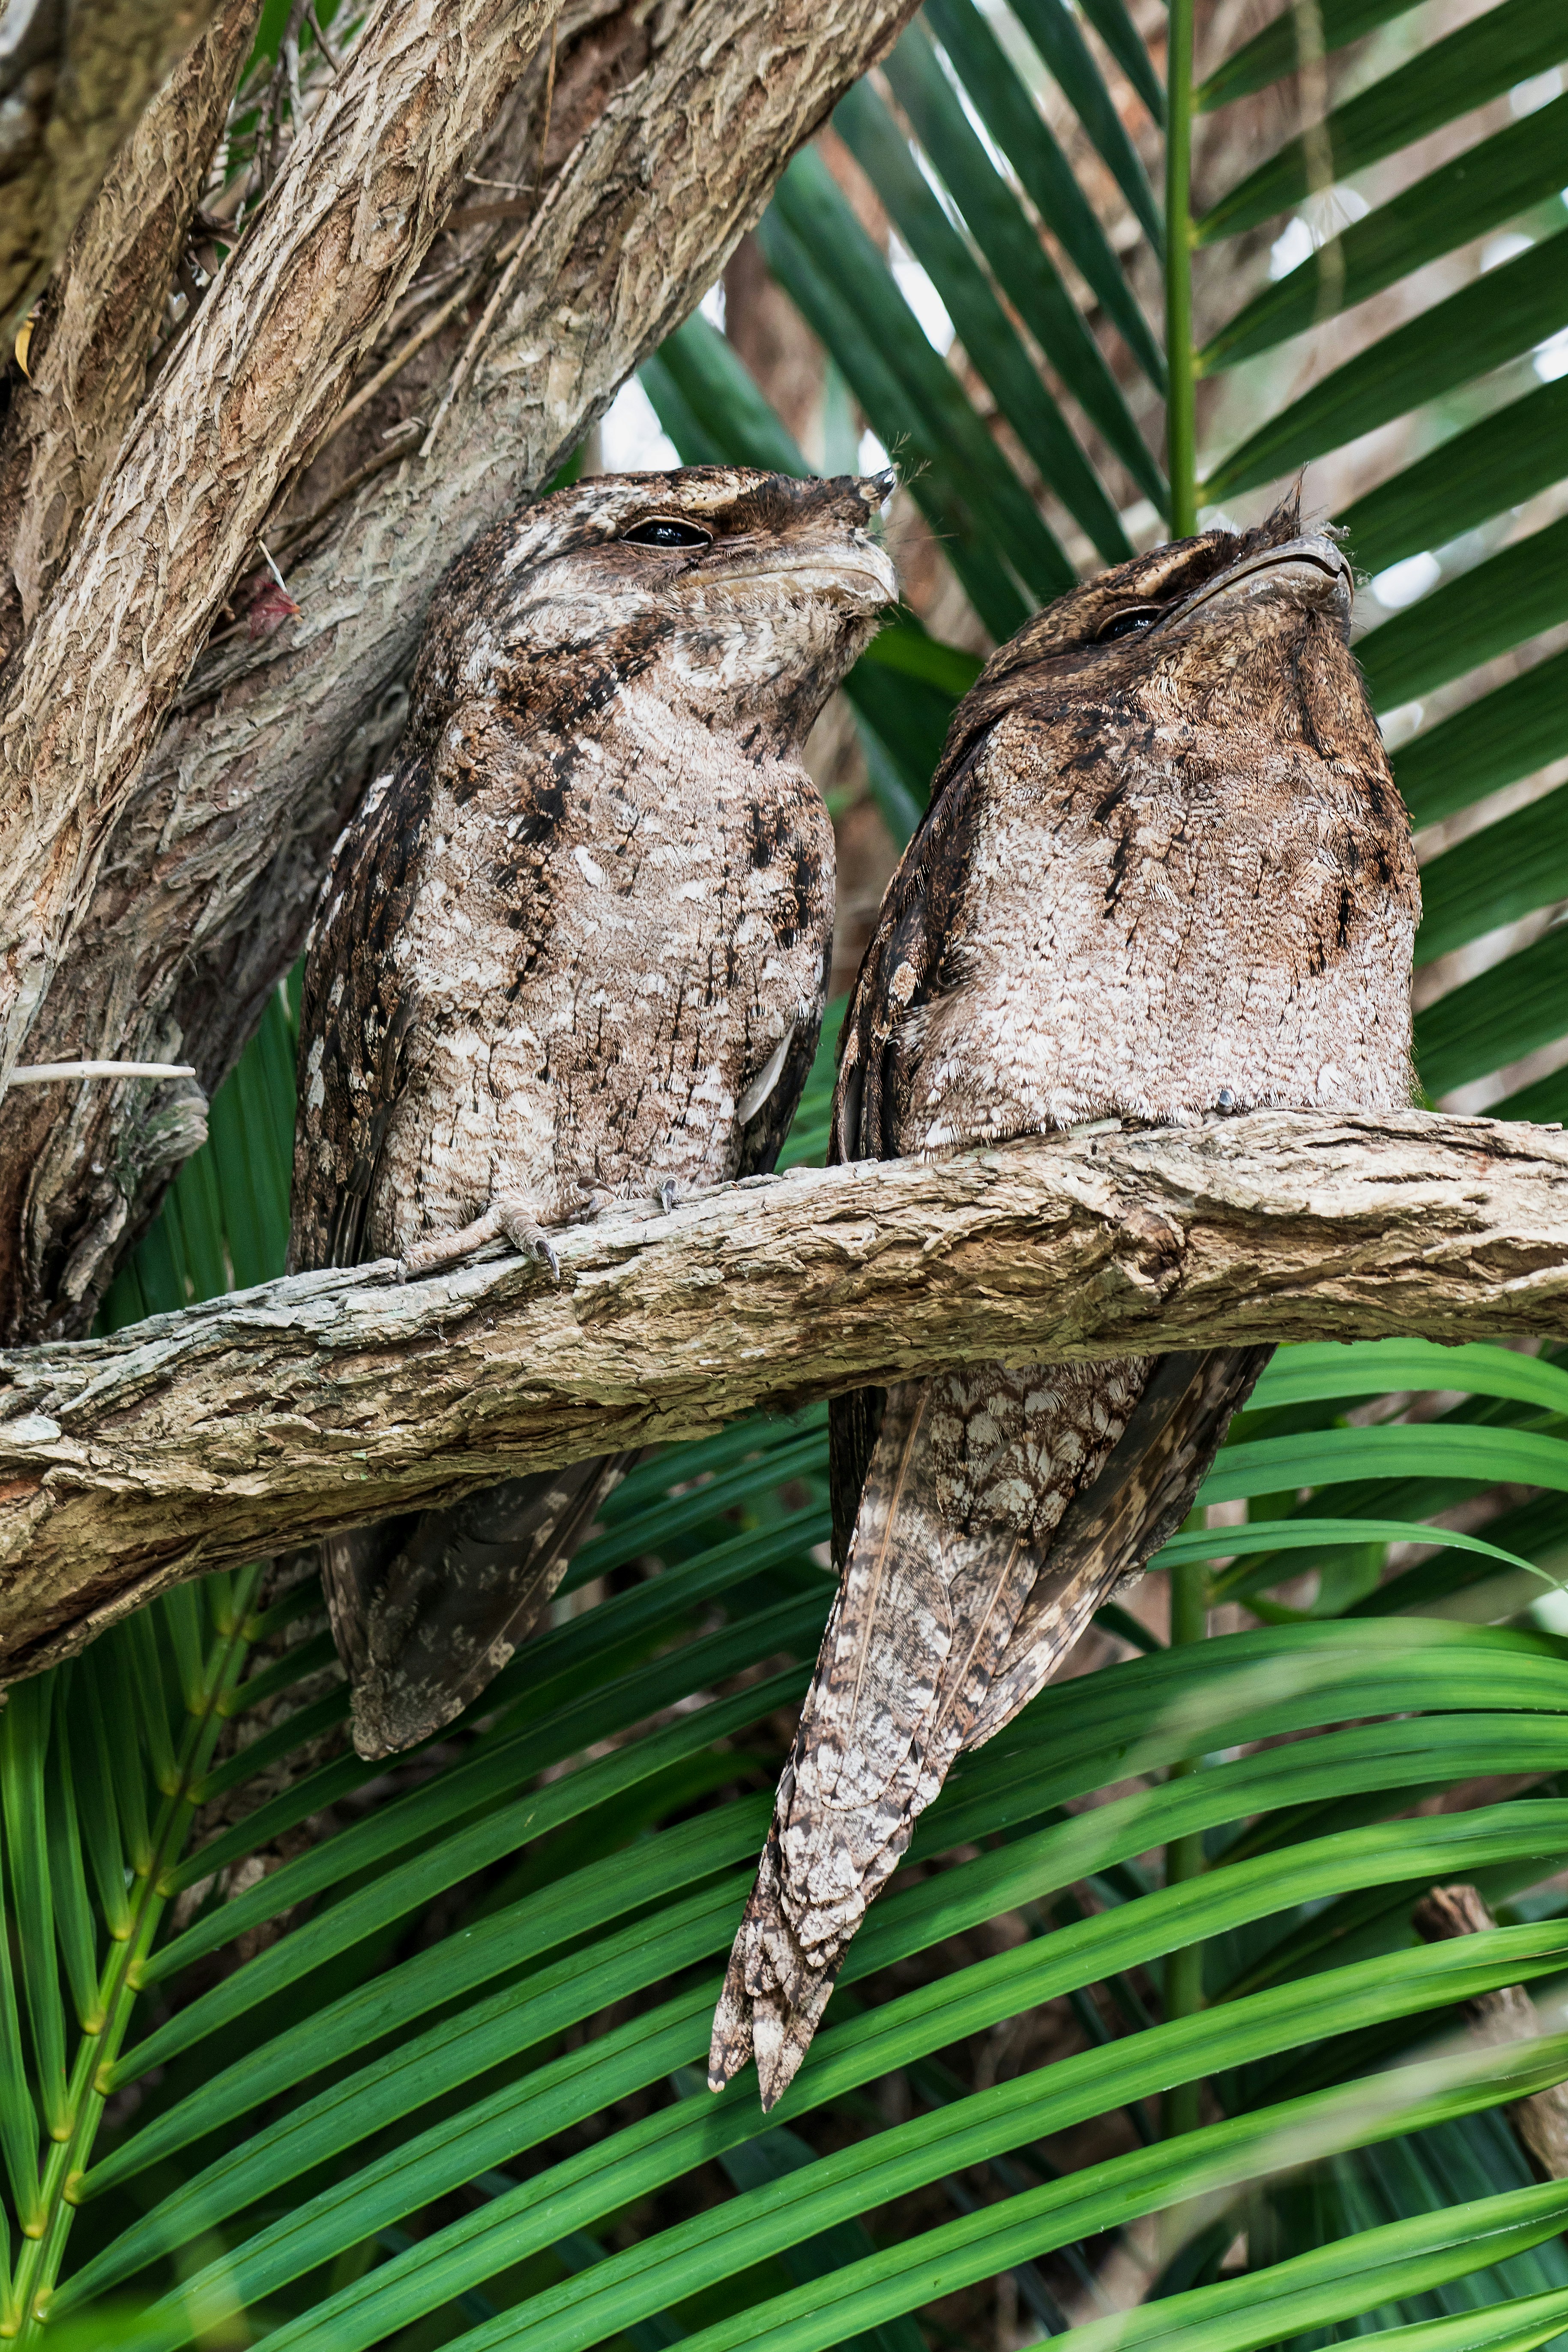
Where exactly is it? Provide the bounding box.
[290,465,896,1759]
[711,496,1421,2107]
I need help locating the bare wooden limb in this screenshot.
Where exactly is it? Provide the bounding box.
[1412,1882,1568,2177]
[0,0,920,1342]
[0,1108,1566,1676]
[0,0,263,663]
[0,0,563,1089]
[0,0,224,326]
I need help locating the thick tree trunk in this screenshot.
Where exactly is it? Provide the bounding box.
[0,0,564,1095]
[0,1108,1565,1676]
[0,0,226,327]
[0,0,922,1341]
[0,0,265,662]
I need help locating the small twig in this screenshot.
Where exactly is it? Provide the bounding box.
[445,201,533,227]
[267,423,422,556]
[534,18,558,192]
[419,21,560,458]
[419,224,532,456]
[306,0,341,72]
[5,1062,196,1089]
[284,32,305,132]
[262,0,312,186]
[408,17,564,460]
[320,264,487,450]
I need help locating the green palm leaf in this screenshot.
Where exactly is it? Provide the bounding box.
[1204,230,1568,503]
[1198,0,1565,245]
[1196,0,1432,114]
[1199,97,1568,373]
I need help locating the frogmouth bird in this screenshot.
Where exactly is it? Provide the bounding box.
[710,491,1420,2108]
[290,464,897,1761]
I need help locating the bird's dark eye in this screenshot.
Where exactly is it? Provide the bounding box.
[1096,604,1162,642]
[620,518,712,549]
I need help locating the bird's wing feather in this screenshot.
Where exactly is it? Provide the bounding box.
[323,1453,635,1760]
[732,963,831,1182]
[826,733,990,1562]
[967,1344,1272,1746]
[288,764,430,1275]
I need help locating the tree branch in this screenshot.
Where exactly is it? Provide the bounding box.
[0,0,264,661]
[1412,1883,1568,2178]
[0,0,224,327]
[1,1109,1565,1677]
[0,0,562,1086]
[0,0,919,1341]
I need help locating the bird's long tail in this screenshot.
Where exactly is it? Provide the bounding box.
[323,1453,631,1760]
[709,1347,1270,2108]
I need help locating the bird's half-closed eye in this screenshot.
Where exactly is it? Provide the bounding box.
[620,517,713,549]
[1095,604,1162,643]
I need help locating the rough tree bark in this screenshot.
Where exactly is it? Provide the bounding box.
[0,0,265,663]
[0,0,566,1095]
[0,1108,1566,1677]
[0,0,922,1343]
[0,0,225,326]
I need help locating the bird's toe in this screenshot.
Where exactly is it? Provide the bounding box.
[499,1211,562,1284]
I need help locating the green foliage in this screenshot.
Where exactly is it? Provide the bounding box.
[8,1311,1568,2341]
[7,1,1568,2344]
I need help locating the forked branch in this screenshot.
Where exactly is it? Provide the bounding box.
[0,0,561,1083]
[0,1108,1565,1675]
[0,0,922,1342]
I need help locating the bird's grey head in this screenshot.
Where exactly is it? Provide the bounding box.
[941,488,1379,781]
[425,465,898,759]
[989,488,1351,679]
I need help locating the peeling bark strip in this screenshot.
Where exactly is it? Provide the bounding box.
[1,1108,1568,1675]
[0,0,921,1342]
[0,0,563,1085]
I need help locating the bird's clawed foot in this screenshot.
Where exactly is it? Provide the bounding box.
[398,1206,505,1282]
[655,1177,679,1215]
[497,1203,562,1284]
[397,1197,562,1285]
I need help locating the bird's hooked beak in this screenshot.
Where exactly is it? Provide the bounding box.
[697,467,899,611]
[1160,532,1353,635]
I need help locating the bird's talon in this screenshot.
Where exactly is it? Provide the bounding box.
[656,1179,678,1215]
[494,1203,563,1284]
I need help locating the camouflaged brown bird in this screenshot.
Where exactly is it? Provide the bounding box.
[710,492,1421,2108]
[290,464,897,1761]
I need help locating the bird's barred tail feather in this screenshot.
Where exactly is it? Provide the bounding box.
[710,1347,1270,2107]
[323,1453,631,1760]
